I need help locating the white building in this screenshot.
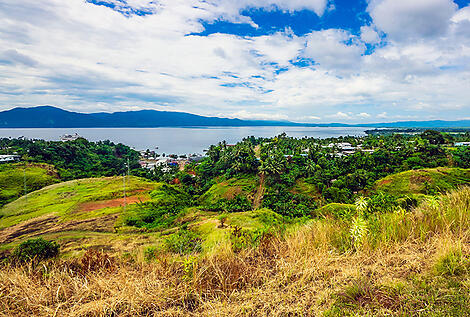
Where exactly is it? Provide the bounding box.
[0,155,21,163]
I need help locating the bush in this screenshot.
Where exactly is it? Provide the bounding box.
[262,189,316,218]
[165,228,202,254]
[435,248,468,277]
[367,192,399,214]
[230,225,267,253]
[13,238,59,263]
[204,195,252,213]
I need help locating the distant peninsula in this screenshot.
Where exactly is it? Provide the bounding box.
[1,106,470,129]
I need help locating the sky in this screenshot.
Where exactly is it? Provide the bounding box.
[0,0,470,123]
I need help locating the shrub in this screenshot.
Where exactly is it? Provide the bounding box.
[367,192,399,214]
[435,248,468,276]
[205,196,252,213]
[262,188,316,218]
[230,225,267,253]
[12,238,59,263]
[165,228,202,254]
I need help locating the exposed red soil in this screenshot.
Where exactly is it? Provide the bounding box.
[78,195,149,212]
[378,179,392,186]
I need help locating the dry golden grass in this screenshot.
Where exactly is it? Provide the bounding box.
[1,188,470,316]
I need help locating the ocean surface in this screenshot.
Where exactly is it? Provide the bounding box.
[0,127,367,155]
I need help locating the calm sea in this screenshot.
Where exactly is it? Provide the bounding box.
[0,127,367,155]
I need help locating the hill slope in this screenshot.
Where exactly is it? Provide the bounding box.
[0,163,59,207]
[1,186,470,315]
[0,176,159,240]
[375,167,470,196]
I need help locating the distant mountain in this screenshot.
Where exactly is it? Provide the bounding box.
[0,106,469,129]
[0,106,299,128]
[358,120,470,128]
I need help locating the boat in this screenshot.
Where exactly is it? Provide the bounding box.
[60,133,82,141]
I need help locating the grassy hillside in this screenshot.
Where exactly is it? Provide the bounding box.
[0,176,158,228]
[0,176,162,251]
[0,175,285,258]
[199,175,258,206]
[315,203,356,219]
[1,186,470,315]
[0,163,59,207]
[375,167,470,196]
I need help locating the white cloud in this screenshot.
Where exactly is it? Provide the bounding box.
[328,112,352,119]
[0,0,469,123]
[360,25,380,44]
[303,29,364,71]
[368,0,458,41]
[377,112,387,119]
[215,0,330,18]
[228,110,289,121]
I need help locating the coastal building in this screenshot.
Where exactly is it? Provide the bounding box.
[455,142,470,147]
[0,155,21,163]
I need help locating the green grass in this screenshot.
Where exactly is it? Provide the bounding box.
[375,167,470,196]
[199,174,258,205]
[290,178,320,198]
[327,276,470,316]
[191,208,283,254]
[315,203,356,219]
[0,176,159,229]
[0,163,59,207]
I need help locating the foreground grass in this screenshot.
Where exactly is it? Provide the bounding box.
[1,187,470,316]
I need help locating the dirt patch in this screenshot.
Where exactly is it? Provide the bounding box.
[0,214,119,244]
[78,195,149,213]
[410,174,432,185]
[224,187,243,200]
[378,179,392,186]
[253,173,265,209]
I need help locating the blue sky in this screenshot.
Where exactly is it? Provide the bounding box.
[0,0,470,123]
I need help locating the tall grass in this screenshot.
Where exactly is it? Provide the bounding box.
[1,187,470,316]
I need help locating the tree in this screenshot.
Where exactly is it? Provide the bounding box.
[421,130,445,145]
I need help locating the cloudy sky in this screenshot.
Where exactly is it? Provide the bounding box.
[1,0,470,123]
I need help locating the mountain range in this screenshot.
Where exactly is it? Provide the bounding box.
[0,106,469,129]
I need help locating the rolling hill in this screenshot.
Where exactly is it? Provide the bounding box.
[375,167,470,196]
[0,106,296,128]
[1,106,470,128]
[0,163,59,207]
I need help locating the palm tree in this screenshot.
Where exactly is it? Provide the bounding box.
[305,159,316,176]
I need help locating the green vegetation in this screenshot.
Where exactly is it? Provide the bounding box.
[0,138,141,180]
[1,130,470,315]
[0,176,158,229]
[122,183,190,230]
[375,167,470,196]
[165,227,202,254]
[199,175,257,204]
[1,186,470,315]
[12,238,59,263]
[0,163,59,207]
[316,203,356,219]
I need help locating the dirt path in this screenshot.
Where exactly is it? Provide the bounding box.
[253,173,265,210]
